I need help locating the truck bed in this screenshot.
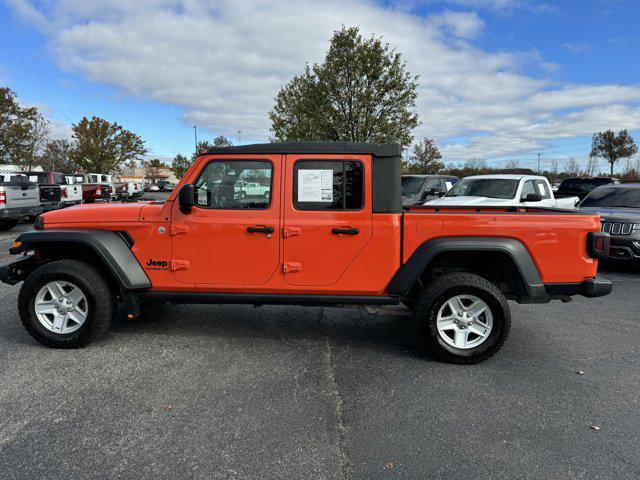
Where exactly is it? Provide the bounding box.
[402,205,599,284]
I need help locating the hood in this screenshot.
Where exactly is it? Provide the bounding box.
[425,196,514,206]
[42,202,148,224]
[579,206,640,222]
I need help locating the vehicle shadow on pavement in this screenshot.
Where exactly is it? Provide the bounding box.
[599,261,640,274]
[110,303,424,359]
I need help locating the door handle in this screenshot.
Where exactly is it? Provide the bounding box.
[247,226,275,234]
[331,227,359,235]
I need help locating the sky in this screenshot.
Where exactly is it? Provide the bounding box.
[1,0,639,171]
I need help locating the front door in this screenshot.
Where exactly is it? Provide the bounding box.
[282,155,372,287]
[171,156,280,288]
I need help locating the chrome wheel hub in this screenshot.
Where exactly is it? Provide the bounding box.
[436,294,493,349]
[34,281,88,334]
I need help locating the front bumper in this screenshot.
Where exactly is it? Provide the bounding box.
[0,255,38,285]
[606,235,640,260]
[545,277,613,298]
[0,205,43,219]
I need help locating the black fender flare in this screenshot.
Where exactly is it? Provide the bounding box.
[10,229,151,290]
[387,237,546,299]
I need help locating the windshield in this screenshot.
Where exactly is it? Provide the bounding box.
[560,178,612,193]
[445,179,519,199]
[401,177,426,195]
[581,187,640,208]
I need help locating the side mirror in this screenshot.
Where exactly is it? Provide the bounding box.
[523,193,543,202]
[178,184,195,210]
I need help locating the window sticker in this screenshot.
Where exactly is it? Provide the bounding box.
[445,181,453,191]
[298,169,333,202]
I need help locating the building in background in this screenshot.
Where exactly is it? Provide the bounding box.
[119,166,179,184]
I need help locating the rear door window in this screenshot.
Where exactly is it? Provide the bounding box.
[293,160,364,211]
[533,180,551,199]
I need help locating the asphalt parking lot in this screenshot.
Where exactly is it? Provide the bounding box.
[1,220,639,480]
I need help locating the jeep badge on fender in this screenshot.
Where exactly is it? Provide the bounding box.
[146,259,168,269]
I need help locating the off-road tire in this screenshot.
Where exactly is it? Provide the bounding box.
[18,259,115,348]
[414,272,511,364]
[0,219,18,231]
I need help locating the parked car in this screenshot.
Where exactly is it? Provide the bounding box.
[555,177,620,201]
[402,175,459,206]
[236,181,270,199]
[156,180,175,192]
[147,184,160,192]
[60,175,83,207]
[579,184,640,262]
[1,142,611,364]
[426,175,579,209]
[113,178,144,200]
[0,174,42,230]
[23,172,63,213]
[80,174,111,203]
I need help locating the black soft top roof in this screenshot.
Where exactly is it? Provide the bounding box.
[205,141,403,214]
[205,141,401,158]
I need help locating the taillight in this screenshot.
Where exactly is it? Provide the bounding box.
[62,187,68,198]
[588,232,610,259]
[0,191,5,205]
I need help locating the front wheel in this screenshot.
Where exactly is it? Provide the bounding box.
[414,272,511,364]
[18,259,115,348]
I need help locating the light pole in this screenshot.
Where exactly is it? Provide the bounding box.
[237,130,242,146]
[537,153,541,173]
[193,126,198,156]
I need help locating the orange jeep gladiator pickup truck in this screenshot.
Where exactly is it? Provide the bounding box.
[0,142,612,363]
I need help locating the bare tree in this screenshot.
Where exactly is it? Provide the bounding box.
[504,159,519,170]
[564,156,580,176]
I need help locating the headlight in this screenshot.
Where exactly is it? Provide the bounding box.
[634,224,640,231]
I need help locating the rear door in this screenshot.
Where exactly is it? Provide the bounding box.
[282,154,372,287]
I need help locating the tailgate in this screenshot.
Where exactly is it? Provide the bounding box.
[1,185,39,208]
[40,185,61,202]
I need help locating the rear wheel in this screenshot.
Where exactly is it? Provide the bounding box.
[18,260,115,348]
[414,272,510,364]
[0,219,18,231]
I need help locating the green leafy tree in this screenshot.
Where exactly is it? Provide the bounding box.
[402,138,444,174]
[39,139,75,173]
[171,153,191,179]
[213,135,233,148]
[0,86,50,169]
[590,129,638,178]
[142,158,167,183]
[70,116,147,173]
[270,26,419,148]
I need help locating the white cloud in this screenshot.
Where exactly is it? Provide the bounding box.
[6,0,640,161]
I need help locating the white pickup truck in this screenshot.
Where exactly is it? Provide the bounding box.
[61,175,83,207]
[425,174,580,209]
